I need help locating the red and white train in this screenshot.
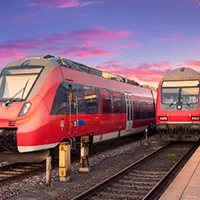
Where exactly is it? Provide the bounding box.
[156,67,200,141]
[0,55,156,161]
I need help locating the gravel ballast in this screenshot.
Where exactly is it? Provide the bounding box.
[0,134,167,200]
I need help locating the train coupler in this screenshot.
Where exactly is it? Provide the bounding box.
[79,135,90,172]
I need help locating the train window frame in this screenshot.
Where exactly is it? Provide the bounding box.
[0,65,44,102]
[69,83,86,114]
[83,86,98,114]
[111,91,124,113]
[100,89,112,114]
[50,81,69,115]
[161,86,199,105]
[162,80,200,88]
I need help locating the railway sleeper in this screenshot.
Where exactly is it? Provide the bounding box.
[118,179,156,186]
[96,191,144,200]
[129,171,165,178]
[112,182,153,190]
[123,175,161,182]
[105,186,149,195]
[132,170,167,175]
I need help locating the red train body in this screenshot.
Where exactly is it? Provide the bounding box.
[156,67,200,141]
[0,55,155,156]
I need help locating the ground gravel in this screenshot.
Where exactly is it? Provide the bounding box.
[0,134,166,200]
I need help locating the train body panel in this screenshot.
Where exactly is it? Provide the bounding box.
[156,67,200,141]
[0,55,156,155]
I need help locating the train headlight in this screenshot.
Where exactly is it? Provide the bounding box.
[18,102,31,117]
[191,116,200,121]
[159,116,168,121]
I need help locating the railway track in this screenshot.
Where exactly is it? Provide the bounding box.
[0,162,45,184]
[0,132,155,184]
[72,142,197,200]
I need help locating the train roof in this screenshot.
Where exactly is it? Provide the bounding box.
[161,67,200,81]
[2,54,141,87]
[0,54,154,100]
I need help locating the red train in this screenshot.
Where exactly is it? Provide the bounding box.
[0,55,156,161]
[156,67,200,141]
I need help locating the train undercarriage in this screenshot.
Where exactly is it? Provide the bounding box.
[157,123,200,141]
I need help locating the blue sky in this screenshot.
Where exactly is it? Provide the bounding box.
[1,0,200,86]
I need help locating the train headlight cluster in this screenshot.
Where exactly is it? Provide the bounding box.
[18,102,31,117]
[191,116,200,121]
[159,116,168,121]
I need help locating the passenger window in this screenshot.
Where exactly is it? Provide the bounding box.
[112,92,123,113]
[101,89,112,113]
[133,101,140,120]
[83,86,98,114]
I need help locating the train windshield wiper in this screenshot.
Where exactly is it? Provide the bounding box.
[183,101,190,107]
[5,79,30,106]
[169,102,174,107]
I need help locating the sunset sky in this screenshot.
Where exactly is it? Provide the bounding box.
[1,0,200,87]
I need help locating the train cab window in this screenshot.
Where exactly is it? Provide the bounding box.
[83,86,98,114]
[0,66,43,102]
[50,82,69,115]
[100,89,112,113]
[162,80,200,105]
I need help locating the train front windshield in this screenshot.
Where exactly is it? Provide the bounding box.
[161,80,199,108]
[0,66,43,102]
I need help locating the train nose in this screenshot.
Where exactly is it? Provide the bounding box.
[0,102,23,120]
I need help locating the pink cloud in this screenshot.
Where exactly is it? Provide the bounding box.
[70,26,132,39]
[0,26,133,61]
[0,39,45,49]
[0,27,132,50]
[196,38,200,44]
[152,61,171,68]
[154,33,183,42]
[95,61,172,86]
[184,60,200,67]
[81,39,97,47]
[151,61,172,71]
[182,60,200,71]
[61,47,112,58]
[0,49,25,62]
[103,60,119,65]
[115,41,142,49]
[26,0,93,8]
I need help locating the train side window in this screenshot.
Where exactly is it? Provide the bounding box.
[121,94,126,113]
[83,86,98,114]
[50,82,69,115]
[100,89,111,113]
[133,101,140,120]
[70,84,85,114]
[112,92,122,113]
[139,101,144,119]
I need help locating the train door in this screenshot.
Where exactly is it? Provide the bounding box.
[125,93,133,131]
[68,84,79,135]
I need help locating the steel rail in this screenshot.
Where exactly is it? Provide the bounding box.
[71,145,168,200]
